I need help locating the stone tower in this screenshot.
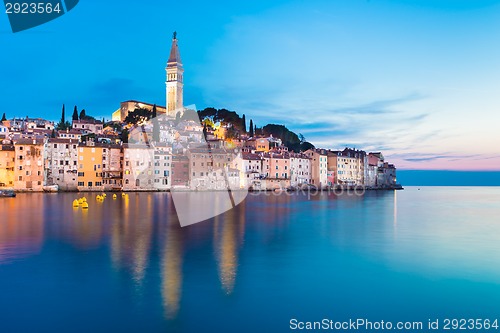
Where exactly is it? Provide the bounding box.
[166,31,184,117]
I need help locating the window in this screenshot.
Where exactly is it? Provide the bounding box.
[78,182,84,186]
[88,182,92,187]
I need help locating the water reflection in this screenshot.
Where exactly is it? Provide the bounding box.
[0,195,44,264]
[4,189,500,332]
[213,203,245,295]
[161,217,183,319]
[110,193,154,285]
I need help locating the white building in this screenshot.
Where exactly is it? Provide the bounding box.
[72,119,103,135]
[123,144,155,191]
[44,138,79,191]
[289,153,311,187]
[153,143,172,190]
[233,152,262,189]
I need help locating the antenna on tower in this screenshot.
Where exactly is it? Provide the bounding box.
[173,31,177,39]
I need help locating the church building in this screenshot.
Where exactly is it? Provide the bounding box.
[112,32,184,122]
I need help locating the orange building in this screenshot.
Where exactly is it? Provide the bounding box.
[13,139,44,191]
[77,143,104,191]
[0,144,15,188]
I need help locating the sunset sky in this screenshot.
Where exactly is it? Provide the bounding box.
[1,0,499,171]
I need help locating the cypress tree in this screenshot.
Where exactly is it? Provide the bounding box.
[61,104,65,125]
[1,113,6,122]
[249,119,254,137]
[242,114,246,133]
[79,109,86,120]
[72,106,78,121]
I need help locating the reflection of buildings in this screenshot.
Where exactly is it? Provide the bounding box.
[161,221,183,319]
[0,194,44,263]
[110,193,154,285]
[213,204,246,295]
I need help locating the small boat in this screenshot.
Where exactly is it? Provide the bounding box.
[0,189,16,197]
[43,185,59,192]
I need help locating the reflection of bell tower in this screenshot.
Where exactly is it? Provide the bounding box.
[166,31,184,118]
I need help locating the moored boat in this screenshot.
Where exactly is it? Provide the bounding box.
[43,185,59,192]
[0,189,16,197]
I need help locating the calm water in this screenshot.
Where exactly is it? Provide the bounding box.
[1,187,500,332]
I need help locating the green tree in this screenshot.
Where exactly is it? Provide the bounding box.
[1,113,6,122]
[241,114,246,133]
[249,119,254,137]
[120,128,129,143]
[56,104,70,130]
[79,109,86,120]
[72,106,79,121]
[300,141,315,151]
[124,108,152,124]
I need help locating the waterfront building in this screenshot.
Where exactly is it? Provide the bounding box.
[233,152,263,189]
[289,152,311,187]
[262,152,290,189]
[171,154,189,188]
[13,138,44,191]
[364,152,382,187]
[0,144,15,188]
[44,138,79,191]
[328,148,365,186]
[77,143,104,191]
[102,144,123,191]
[122,144,155,191]
[188,147,234,190]
[305,149,328,188]
[153,143,172,190]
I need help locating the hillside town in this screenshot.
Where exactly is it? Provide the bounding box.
[0,33,400,193]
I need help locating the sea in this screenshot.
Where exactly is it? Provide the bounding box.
[1,187,500,332]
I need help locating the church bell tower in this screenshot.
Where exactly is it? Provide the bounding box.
[166,31,184,117]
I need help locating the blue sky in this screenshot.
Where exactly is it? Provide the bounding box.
[1,0,500,171]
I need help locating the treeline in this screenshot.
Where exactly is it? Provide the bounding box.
[56,104,99,131]
[196,107,315,152]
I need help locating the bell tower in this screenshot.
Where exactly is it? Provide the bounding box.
[166,31,184,117]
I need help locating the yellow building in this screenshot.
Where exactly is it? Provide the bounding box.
[0,144,15,188]
[112,100,167,123]
[77,143,104,191]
